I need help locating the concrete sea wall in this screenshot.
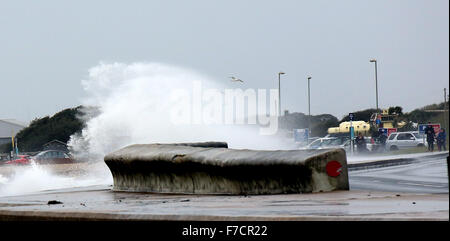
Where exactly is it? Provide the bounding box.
[104,143,349,194]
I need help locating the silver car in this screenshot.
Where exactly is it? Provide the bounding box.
[301,137,338,150]
[385,131,426,151]
[302,137,351,150]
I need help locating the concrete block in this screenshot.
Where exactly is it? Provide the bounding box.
[104,143,349,195]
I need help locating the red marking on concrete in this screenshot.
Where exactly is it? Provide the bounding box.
[326,160,342,177]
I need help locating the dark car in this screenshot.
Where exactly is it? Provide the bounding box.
[32,150,74,164]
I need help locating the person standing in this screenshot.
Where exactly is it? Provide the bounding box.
[355,132,367,153]
[424,123,436,152]
[437,128,447,151]
[379,131,387,152]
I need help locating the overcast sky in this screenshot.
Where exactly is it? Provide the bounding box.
[0,0,448,123]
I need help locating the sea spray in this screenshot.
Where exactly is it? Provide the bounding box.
[0,61,294,197]
[0,174,7,185]
[68,62,293,163]
[0,160,110,197]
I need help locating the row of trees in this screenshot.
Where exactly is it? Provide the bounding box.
[0,106,85,153]
[279,103,448,137]
[279,112,339,137]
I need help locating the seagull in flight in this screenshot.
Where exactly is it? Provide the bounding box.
[230,76,244,83]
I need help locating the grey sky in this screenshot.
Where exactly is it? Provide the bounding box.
[1,0,448,123]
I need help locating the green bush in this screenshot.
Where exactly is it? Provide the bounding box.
[12,106,86,152]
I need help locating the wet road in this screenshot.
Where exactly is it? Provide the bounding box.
[0,155,448,220]
[349,156,449,194]
[0,187,447,221]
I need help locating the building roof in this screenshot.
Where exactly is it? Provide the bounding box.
[43,139,67,147]
[0,119,27,128]
[0,119,27,138]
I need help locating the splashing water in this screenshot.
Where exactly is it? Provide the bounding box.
[0,175,7,185]
[0,62,293,197]
[0,161,110,197]
[69,62,292,161]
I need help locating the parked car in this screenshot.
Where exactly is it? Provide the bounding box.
[385,131,426,151]
[4,155,31,165]
[300,137,334,150]
[31,150,74,164]
[295,137,320,148]
[301,137,350,150]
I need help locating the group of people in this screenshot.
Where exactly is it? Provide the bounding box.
[354,123,447,154]
[424,123,447,152]
[355,130,388,154]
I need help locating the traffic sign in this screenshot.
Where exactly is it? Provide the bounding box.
[418,123,441,134]
[293,128,309,142]
[378,128,397,137]
[349,113,354,121]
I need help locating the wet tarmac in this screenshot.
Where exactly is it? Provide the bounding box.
[350,156,449,193]
[0,185,447,221]
[0,153,448,221]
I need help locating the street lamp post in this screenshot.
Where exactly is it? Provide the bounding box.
[370,59,379,112]
[307,76,312,117]
[278,72,285,116]
[445,88,448,134]
[307,76,312,143]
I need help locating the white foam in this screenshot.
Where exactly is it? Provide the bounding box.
[0,62,295,197]
[0,161,111,197]
[68,62,293,163]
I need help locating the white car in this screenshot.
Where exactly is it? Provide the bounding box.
[302,137,351,150]
[385,131,426,151]
[301,138,337,150]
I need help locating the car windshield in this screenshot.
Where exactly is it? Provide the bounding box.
[309,139,322,148]
[388,134,397,140]
[321,139,336,146]
[328,138,344,146]
[413,133,424,139]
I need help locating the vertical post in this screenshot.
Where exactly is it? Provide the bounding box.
[11,134,14,153]
[11,132,15,160]
[308,77,311,117]
[445,88,448,151]
[307,76,312,143]
[370,59,379,112]
[278,73,281,117]
[15,138,18,156]
[375,61,378,112]
[444,88,448,131]
[278,72,285,116]
[350,120,353,155]
[349,113,354,155]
